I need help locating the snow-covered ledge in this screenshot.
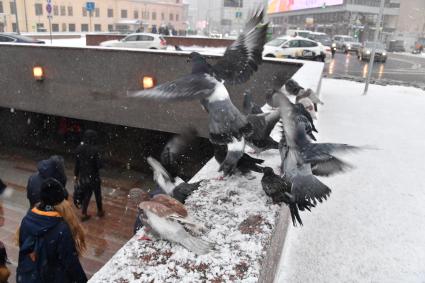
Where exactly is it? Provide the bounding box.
[89,60,324,283]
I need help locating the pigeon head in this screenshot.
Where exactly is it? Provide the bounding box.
[263,167,275,176]
[128,188,150,206]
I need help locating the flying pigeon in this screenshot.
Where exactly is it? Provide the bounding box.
[284,79,323,105]
[261,167,314,226]
[278,91,362,206]
[293,104,318,141]
[127,9,269,172]
[160,127,198,179]
[243,90,263,115]
[139,194,211,255]
[147,156,203,203]
[246,109,280,153]
[213,143,264,176]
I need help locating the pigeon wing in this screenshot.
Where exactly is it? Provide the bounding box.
[151,194,188,218]
[311,156,354,177]
[139,201,176,218]
[213,9,268,84]
[127,73,215,101]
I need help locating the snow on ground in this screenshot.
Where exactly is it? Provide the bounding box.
[276,79,425,283]
[48,36,87,47]
[90,150,282,282]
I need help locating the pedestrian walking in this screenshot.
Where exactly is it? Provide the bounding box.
[26,155,68,208]
[16,178,87,283]
[74,129,104,221]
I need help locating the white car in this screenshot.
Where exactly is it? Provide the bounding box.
[263,36,331,62]
[100,33,167,49]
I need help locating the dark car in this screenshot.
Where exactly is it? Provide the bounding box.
[0,33,45,44]
[388,40,405,52]
[357,42,387,63]
[308,32,332,47]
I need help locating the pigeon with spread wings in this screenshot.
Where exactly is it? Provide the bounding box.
[139,194,211,255]
[128,8,269,172]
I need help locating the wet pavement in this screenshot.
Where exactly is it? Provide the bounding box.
[324,52,425,84]
[0,147,155,281]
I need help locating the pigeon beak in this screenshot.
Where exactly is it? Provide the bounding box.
[309,133,317,141]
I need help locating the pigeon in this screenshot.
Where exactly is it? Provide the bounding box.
[246,110,280,153]
[160,127,198,179]
[174,45,183,51]
[293,105,317,141]
[278,91,362,206]
[147,156,203,203]
[284,78,323,105]
[139,194,211,255]
[213,143,264,176]
[243,90,263,115]
[127,9,268,172]
[261,167,314,226]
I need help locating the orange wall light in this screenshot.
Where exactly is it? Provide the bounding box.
[141,76,156,89]
[33,66,44,81]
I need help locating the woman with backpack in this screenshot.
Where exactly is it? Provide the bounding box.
[16,178,87,283]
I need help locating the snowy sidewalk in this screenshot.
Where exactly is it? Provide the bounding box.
[276,79,425,282]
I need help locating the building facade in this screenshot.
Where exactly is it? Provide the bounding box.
[0,0,187,33]
[268,0,400,42]
[187,0,267,36]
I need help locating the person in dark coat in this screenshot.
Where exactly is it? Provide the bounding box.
[0,179,6,196]
[16,178,87,283]
[26,155,68,208]
[74,129,104,221]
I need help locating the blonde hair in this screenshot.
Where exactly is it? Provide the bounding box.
[54,200,86,256]
[15,200,86,256]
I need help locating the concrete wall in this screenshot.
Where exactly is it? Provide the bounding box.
[0,44,301,138]
[86,34,235,47]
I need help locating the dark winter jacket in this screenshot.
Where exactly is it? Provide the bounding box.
[27,159,68,208]
[16,207,87,283]
[74,130,102,185]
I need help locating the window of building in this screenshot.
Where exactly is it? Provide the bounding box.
[12,23,17,32]
[68,6,73,16]
[94,24,101,31]
[134,10,138,19]
[176,14,179,21]
[36,23,45,31]
[169,13,173,21]
[146,12,149,19]
[0,2,4,14]
[69,23,76,32]
[108,24,113,31]
[62,23,66,31]
[52,23,59,32]
[60,5,66,16]
[9,1,16,15]
[35,3,42,16]
[152,11,156,20]
[81,24,89,32]
[53,5,58,16]
[121,9,127,18]
[95,7,99,17]
[161,13,164,20]
[108,8,113,17]
[82,7,87,17]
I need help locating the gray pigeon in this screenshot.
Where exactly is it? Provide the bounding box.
[147,156,203,203]
[128,9,269,172]
[279,91,362,205]
[246,110,280,153]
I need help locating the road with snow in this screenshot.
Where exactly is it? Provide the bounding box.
[276,78,425,283]
[324,52,425,84]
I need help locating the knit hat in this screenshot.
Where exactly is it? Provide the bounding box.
[40,178,66,206]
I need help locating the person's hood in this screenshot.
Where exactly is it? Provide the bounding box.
[37,159,58,179]
[82,129,98,145]
[23,208,62,237]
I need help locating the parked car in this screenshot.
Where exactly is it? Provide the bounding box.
[308,32,332,47]
[0,33,45,44]
[357,42,387,62]
[388,40,405,52]
[100,33,167,49]
[263,36,331,62]
[333,35,362,54]
[286,29,312,38]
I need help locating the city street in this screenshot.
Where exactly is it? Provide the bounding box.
[324,52,425,84]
